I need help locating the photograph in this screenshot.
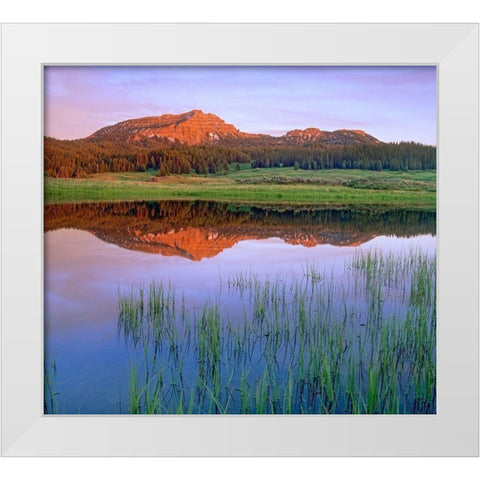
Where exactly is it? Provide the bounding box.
[43,65,437,415]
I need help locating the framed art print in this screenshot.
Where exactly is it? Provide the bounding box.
[43,64,437,416]
[1,23,478,456]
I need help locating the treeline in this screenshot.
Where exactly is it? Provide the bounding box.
[44,137,436,178]
[249,142,436,171]
[44,137,250,178]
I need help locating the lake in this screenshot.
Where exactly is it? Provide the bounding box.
[44,201,436,414]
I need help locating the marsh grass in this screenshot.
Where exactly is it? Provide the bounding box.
[118,248,436,414]
[44,357,58,414]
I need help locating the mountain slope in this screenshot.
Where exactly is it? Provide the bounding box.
[88,109,261,145]
[285,127,381,145]
[86,109,381,146]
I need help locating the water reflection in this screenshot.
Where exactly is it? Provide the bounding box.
[45,201,436,260]
[44,200,436,414]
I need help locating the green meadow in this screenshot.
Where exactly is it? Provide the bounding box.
[45,167,436,208]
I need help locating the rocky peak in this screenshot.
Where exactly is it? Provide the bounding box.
[86,110,381,146]
[88,109,256,145]
[285,127,380,145]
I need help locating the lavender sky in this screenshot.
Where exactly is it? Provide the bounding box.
[44,66,436,145]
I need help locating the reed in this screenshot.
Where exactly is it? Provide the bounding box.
[44,357,58,414]
[118,247,436,414]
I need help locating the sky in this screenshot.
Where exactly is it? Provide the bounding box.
[44,66,436,145]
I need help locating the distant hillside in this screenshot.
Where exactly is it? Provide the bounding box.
[86,109,381,147]
[44,110,436,178]
[88,110,264,146]
[285,127,381,146]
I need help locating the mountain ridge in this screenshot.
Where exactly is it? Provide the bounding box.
[86,109,381,146]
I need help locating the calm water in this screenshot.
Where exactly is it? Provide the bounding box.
[44,201,436,414]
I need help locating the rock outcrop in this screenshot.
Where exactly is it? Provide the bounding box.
[88,109,260,145]
[285,128,381,145]
[86,109,380,146]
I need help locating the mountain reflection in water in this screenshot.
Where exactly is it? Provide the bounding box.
[44,201,436,261]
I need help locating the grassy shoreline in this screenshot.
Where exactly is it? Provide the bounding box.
[45,168,436,208]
